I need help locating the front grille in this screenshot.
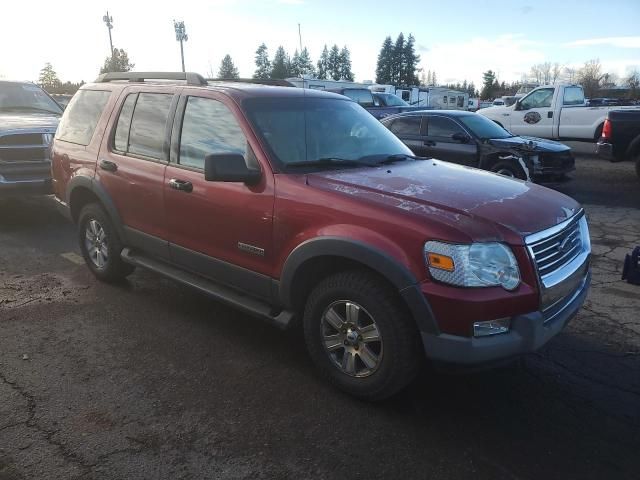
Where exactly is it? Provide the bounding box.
[528,215,583,278]
[538,152,575,173]
[0,133,49,163]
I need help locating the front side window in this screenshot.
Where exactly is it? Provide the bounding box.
[0,82,63,115]
[179,97,249,169]
[56,90,110,145]
[389,117,421,136]
[427,116,465,138]
[127,93,173,160]
[344,90,374,107]
[520,88,554,110]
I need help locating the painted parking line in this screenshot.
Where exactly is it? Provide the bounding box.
[60,252,85,265]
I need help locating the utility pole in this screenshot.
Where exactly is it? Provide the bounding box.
[173,20,188,73]
[298,23,303,52]
[102,11,114,59]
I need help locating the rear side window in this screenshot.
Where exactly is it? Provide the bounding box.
[427,116,465,138]
[389,117,421,136]
[344,90,374,108]
[127,93,173,160]
[56,90,111,146]
[113,94,137,152]
[563,87,585,106]
[179,97,249,169]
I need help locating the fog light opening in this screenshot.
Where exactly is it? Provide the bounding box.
[473,318,511,337]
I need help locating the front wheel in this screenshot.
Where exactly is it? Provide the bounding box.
[303,270,421,401]
[490,160,528,180]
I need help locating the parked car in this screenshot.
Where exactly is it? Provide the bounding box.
[381,111,575,180]
[327,87,427,119]
[596,110,640,179]
[587,98,636,107]
[479,84,640,141]
[0,80,62,196]
[52,72,591,400]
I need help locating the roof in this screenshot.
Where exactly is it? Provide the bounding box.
[382,110,477,122]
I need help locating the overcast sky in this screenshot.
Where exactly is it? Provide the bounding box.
[2,0,639,87]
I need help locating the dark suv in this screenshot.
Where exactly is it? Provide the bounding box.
[52,72,591,400]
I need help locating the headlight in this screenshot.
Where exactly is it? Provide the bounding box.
[424,241,520,290]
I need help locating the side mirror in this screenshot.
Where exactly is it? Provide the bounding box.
[204,153,261,185]
[452,132,471,143]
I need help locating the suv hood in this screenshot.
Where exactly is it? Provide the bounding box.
[306,160,580,244]
[0,111,60,132]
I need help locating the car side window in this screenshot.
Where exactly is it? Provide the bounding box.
[125,93,173,160]
[56,90,111,146]
[427,117,464,139]
[389,117,421,136]
[520,88,554,110]
[344,90,374,108]
[113,94,137,152]
[179,96,250,170]
[563,87,585,106]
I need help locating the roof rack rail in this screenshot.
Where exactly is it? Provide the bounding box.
[94,71,207,86]
[207,78,294,87]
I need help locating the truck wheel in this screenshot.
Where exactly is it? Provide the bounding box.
[77,203,135,283]
[490,161,528,180]
[303,270,421,401]
[635,154,640,180]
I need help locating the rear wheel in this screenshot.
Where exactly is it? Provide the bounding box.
[78,203,134,282]
[490,160,528,180]
[303,270,421,401]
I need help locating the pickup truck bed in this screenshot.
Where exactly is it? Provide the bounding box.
[596,110,640,178]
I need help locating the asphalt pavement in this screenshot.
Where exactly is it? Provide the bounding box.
[1,152,639,480]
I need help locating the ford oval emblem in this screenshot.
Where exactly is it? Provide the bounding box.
[558,236,573,254]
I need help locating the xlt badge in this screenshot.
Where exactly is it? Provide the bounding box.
[237,242,265,257]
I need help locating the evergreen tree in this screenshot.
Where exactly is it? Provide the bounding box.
[297,47,316,77]
[271,46,290,79]
[253,43,271,79]
[38,63,60,90]
[99,48,134,74]
[375,36,394,84]
[338,46,354,81]
[402,34,420,85]
[327,44,341,81]
[316,45,329,80]
[218,54,239,79]
[431,71,437,86]
[290,50,302,77]
[481,70,497,99]
[392,33,405,84]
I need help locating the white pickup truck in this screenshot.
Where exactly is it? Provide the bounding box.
[479,84,640,141]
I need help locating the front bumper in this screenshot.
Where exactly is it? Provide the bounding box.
[0,176,52,196]
[420,269,590,366]
[530,152,575,178]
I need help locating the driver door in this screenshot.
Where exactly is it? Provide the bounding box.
[509,87,556,137]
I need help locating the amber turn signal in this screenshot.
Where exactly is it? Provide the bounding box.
[426,252,455,271]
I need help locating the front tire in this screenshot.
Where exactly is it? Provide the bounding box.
[303,270,421,401]
[490,160,528,180]
[77,203,134,282]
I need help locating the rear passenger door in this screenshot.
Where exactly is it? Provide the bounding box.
[423,116,478,166]
[387,116,426,156]
[163,92,275,301]
[97,87,178,260]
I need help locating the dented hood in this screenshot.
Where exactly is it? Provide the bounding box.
[306,160,580,243]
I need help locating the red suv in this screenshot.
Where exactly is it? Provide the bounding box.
[51,72,591,400]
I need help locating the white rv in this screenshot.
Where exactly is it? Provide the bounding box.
[369,85,469,110]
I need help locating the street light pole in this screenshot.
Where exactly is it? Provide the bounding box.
[173,20,188,73]
[102,11,114,58]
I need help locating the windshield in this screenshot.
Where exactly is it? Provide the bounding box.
[458,114,513,140]
[377,93,408,107]
[0,82,63,114]
[244,97,413,169]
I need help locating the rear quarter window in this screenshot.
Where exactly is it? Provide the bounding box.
[56,90,111,146]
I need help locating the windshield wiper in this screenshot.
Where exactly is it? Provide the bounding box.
[373,153,426,165]
[286,157,373,168]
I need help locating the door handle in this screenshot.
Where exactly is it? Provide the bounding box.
[423,140,436,147]
[99,159,118,172]
[547,111,553,118]
[168,178,193,193]
[502,113,510,116]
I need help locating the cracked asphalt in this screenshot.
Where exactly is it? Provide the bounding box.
[1,154,639,480]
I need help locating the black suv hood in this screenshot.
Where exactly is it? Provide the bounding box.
[486,135,570,154]
[0,111,60,132]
